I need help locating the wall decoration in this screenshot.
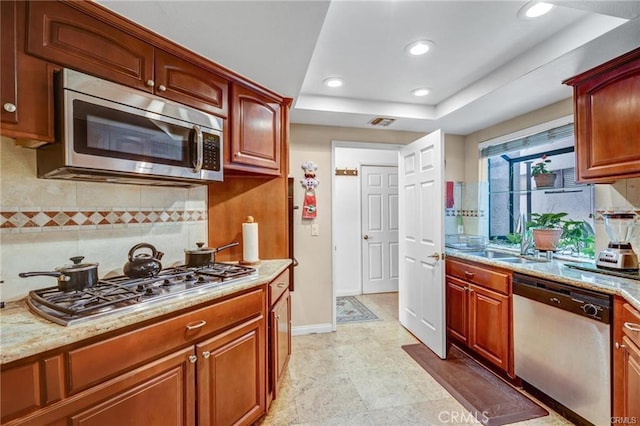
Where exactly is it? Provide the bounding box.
[301,161,319,219]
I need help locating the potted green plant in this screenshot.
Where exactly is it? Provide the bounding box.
[560,219,596,257]
[531,155,557,188]
[527,212,567,251]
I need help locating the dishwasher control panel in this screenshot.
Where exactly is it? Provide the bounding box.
[512,272,612,323]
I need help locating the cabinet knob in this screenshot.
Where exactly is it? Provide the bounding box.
[615,342,627,350]
[3,103,16,113]
[188,355,197,364]
[202,351,211,359]
[277,283,286,288]
[145,79,155,87]
[463,271,474,279]
[158,84,166,92]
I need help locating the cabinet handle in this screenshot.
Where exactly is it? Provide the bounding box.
[3,103,16,113]
[145,79,155,87]
[185,320,207,331]
[624,322,640,332]
[615,342,627,349]
[463,271,474,279]
[157,84,166,92]
[468,287,474,293]
[277,283,286,288]
[188,355,197,364]
[202,351,210,359]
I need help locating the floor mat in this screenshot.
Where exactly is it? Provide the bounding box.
[336,296,380,323]
[402,344,548,426]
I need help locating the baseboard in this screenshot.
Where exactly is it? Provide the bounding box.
[292,323,333,336]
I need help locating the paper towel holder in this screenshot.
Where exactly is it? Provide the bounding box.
[239,216,261,266]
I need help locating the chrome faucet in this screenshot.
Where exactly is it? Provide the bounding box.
[516,213,533,256]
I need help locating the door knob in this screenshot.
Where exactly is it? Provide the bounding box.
[428,252,441,261]
[363,235,370,240]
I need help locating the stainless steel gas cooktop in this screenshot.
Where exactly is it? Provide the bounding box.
[27,263,257,326]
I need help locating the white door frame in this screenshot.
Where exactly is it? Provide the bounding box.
[331,141,403,331]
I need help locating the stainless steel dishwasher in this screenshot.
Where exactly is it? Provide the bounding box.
[513,273,611,426]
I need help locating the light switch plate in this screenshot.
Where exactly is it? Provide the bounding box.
[311,223,319,236]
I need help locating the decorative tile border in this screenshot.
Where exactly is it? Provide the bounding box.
[445,209,485,217]
[1,208,207,233]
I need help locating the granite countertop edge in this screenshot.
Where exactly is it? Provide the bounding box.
[446,249,640,311]
[0,259,291,365]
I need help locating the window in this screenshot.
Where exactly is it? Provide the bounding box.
[485,123,595,257]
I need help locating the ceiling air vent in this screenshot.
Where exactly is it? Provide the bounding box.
[368,117,396,127]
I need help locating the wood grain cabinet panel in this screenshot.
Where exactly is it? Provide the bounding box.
[155,49,229,118]
[446,276,469,345]
[270,289,291,402]
[1,1,56,143]
[197,316,265,426]
[26,1,154,92]
[229,83,282,175]
[564,47,640,182]
[445,258,513,378]
[613,298,640,418]
[0,361,42,423]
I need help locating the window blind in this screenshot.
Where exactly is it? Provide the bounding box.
[480,123,574,158]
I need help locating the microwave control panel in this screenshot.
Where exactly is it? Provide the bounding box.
[203,133,221,171]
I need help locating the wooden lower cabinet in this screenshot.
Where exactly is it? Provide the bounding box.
[197,315,266,426]
[613,297,640,419]
[445,258,513,378]
[1,286,268,426]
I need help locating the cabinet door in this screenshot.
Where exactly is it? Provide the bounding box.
[468,284,510,373]
[155,50,228,118]
[229,83,282,175]
[621,337,640,419]
[4,347,196,426]
[271,290,291,400]
[26,1,154,92]
[1,1,55,143]
[1,0,17,125]
[446,276,468,345]
[568,48,640,182]
[197,315,266,426]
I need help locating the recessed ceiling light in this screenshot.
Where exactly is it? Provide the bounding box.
[405,40,434,56]
[518,1,554,19]
[411,88,430,97]
[323,77,343,88]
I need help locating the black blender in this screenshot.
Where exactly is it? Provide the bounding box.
[596,212,639,272]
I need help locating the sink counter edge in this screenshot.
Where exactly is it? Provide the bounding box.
[446,250,640,311]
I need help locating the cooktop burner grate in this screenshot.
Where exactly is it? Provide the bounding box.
[27,263,257,325]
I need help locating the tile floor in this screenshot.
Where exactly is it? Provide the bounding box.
[258,293,573,426]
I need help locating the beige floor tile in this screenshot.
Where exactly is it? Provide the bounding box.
[265,292,567,426]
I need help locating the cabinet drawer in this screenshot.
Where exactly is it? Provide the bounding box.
[68,287,265,394]
[621,303,640,349]
[446,258,510,295]
[269,269,290,307]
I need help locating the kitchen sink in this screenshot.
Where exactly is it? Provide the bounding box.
[498,257,550,264]
[464,250,518,259]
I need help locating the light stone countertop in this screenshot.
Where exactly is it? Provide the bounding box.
[446,249,640,311]
[0,259,291,365]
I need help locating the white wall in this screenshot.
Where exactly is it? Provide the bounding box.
[333,144,401,297]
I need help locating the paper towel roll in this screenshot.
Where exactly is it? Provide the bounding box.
[241,216,260,264]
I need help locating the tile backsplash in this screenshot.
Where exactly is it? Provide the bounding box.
[1,138,208,302]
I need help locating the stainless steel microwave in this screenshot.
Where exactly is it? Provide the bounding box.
[37,68,223,187]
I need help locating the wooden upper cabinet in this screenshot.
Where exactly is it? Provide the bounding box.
[1,1,56,144]
[564,47,640,182]
[155,50,229,118]
[26,1,154,92]
[229,83,282,175]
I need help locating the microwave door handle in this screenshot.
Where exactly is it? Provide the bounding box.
[192,125,203,173]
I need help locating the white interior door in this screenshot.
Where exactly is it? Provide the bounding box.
[361,165,399,294]
[398,130,446,358]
